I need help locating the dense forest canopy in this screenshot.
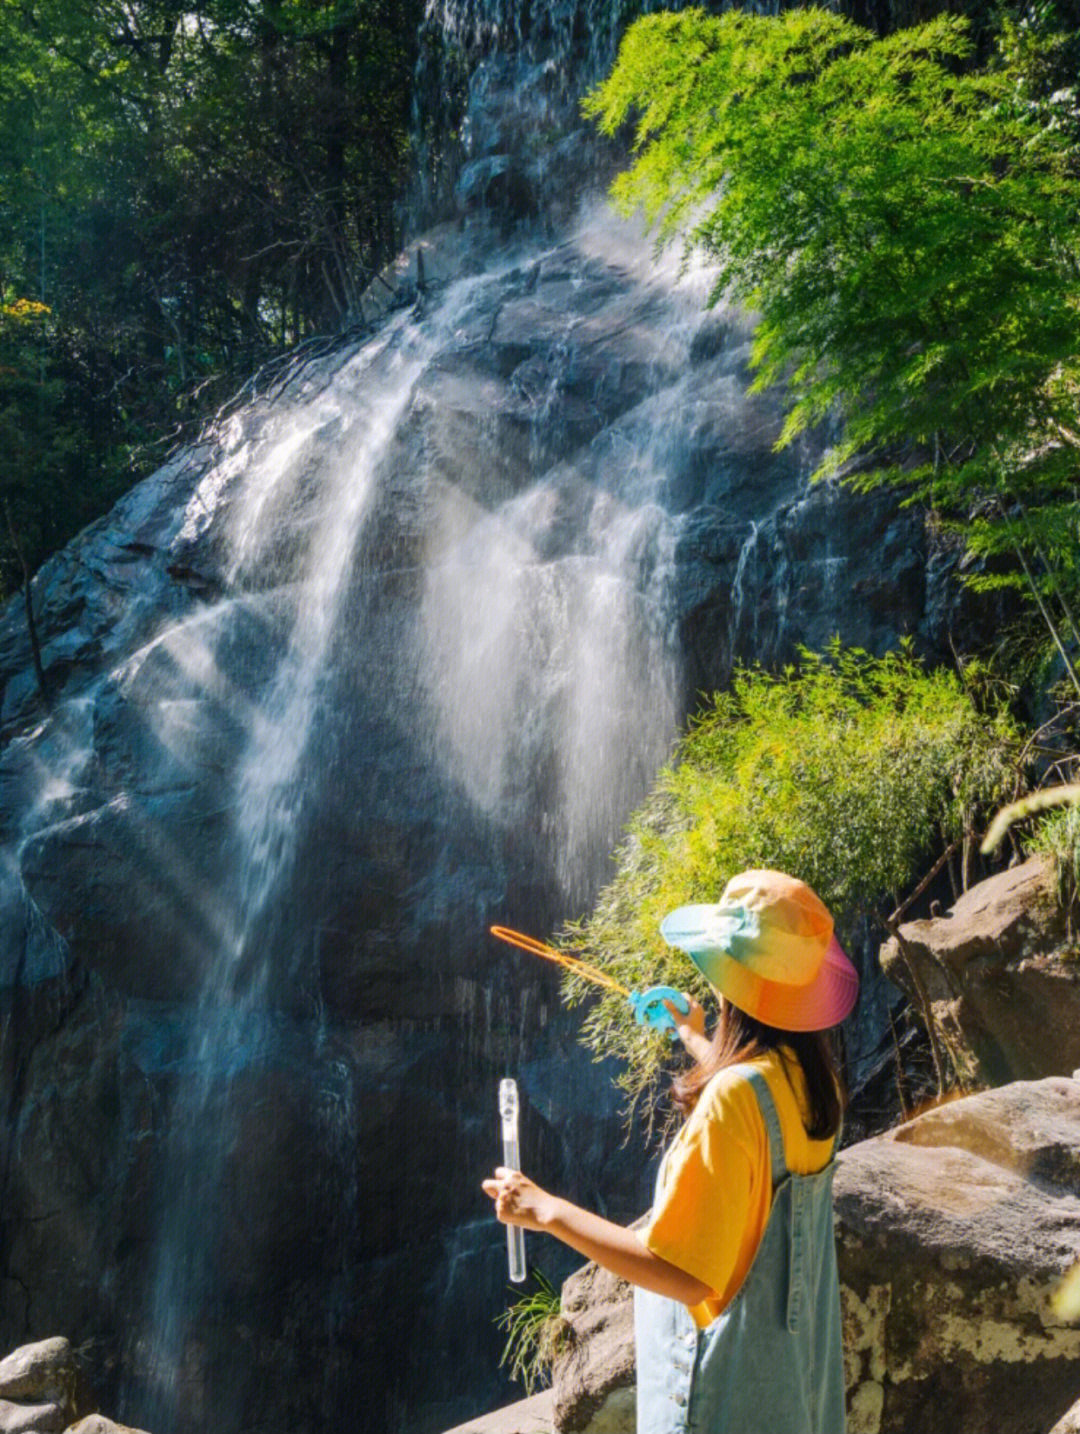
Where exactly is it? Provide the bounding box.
[0,0,421,618]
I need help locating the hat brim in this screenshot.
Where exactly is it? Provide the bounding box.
[721,935,859,1032]
[661,902,859,1032]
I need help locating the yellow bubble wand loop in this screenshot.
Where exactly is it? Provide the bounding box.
[489,926,689,1032]
[489,926,630,995]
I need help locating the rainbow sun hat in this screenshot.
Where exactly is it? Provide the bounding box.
[660,869,859,1032]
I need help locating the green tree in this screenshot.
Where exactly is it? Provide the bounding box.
[0,0,422,673]
[0,293,124,701]
[585,7,1080,688]
[0,0,421,368]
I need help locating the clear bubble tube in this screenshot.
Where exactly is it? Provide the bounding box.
[499,1078,527,1283]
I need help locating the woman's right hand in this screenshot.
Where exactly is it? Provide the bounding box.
[482,1167,559,1232]
[663,993,710,1060]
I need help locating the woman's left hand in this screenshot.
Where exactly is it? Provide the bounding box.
[664,992,709,1059]
[482,1167,558,1232]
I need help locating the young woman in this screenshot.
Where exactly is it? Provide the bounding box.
[482,868,858,1434]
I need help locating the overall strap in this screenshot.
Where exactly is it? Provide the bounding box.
[739,1064,838,1336]
[739,1066,788,1187]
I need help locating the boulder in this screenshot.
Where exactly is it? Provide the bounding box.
[550,1077,1080,1434]
[0,1342,150,1434]
[64,1418,152,1434]
[552,1260,634,1434]
[0,1404,64,1434]
[880,856,1077,1085]
[440,1390,553,1434]
[837,1077,1080,1434]
[0,1342,75,1415]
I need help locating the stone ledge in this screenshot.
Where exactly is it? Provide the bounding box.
[441,1390,553,1434]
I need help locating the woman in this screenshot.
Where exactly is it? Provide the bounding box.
[482,868,858,1433]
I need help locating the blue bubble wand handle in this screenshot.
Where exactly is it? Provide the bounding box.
[499,1078,527,1283]
[628,985,690,1037]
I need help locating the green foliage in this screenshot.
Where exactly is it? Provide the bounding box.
[494,1271,570,1397]
[559,643,1021,1115]
[1030,794,1080,912]
[585,7,1080,658]
[0,0,422,608]
[0,288,127,594]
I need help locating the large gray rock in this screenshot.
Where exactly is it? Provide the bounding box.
[0,1342,75,1413]
[837,1077,1080,1433]
[880,856,1076,1086]
[441,1391,553,1434]
[0,1404,64,1434]
[0,1340,150,1434]
[65,1418,152,1434]
[550,1078,1080,1434]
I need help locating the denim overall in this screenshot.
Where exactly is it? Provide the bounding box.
[634,1066,846,1434]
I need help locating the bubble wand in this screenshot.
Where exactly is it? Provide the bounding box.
[498,1078,527,1283]
[490,926,689,1034]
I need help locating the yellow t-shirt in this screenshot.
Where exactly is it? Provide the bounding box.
[639,1048,835,1328]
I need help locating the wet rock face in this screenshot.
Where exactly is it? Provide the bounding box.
[880,856,1079,1086]
[0,218,995,1434]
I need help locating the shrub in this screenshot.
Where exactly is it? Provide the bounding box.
[558,643,1020,1116]
[1031,798,1080,919]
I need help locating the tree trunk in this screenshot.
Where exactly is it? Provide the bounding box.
[4,502,49,710]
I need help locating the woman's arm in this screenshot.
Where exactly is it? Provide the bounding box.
[481,1167,713,1306]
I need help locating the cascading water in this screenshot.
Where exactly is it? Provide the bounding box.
[0,0,956,1429]
[417,222,701,905]
[127,311,429,1426]
[89,228,726,1432]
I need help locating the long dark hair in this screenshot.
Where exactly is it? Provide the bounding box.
[671,1002,845,1141]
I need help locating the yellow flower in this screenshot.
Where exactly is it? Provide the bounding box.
[1,298,51,320]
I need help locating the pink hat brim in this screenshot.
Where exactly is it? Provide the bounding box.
[740,935,859,1032]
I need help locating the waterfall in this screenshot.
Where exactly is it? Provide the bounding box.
[124,311,424,1426]
[81,222,720,1431]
